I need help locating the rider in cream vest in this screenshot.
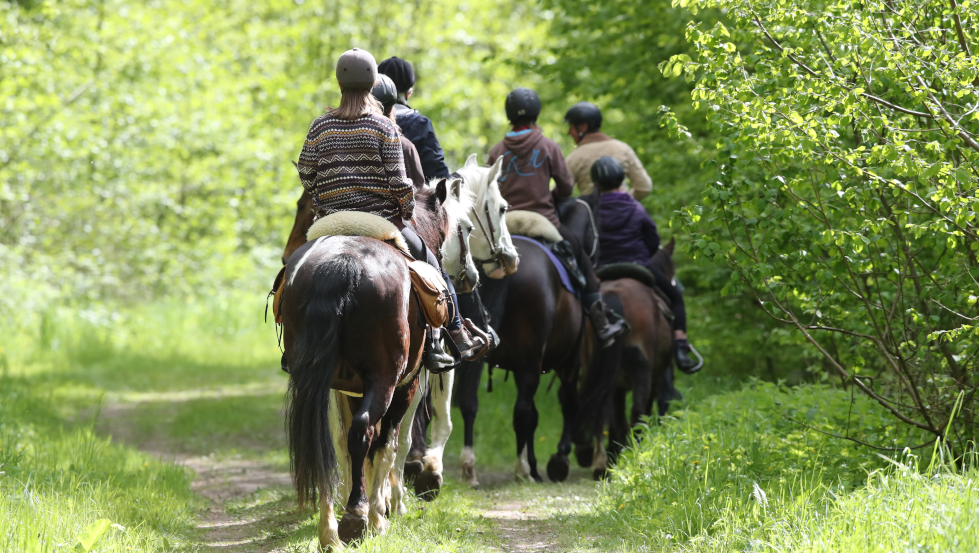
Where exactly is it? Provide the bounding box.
[563,102,653,200]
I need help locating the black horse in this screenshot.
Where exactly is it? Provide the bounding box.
[452,200,598,485]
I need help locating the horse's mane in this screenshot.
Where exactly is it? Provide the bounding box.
[410,179,474,263]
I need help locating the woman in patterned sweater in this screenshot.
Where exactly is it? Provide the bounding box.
[297,48,485,365]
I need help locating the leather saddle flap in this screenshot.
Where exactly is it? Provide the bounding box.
[408,260,449,327]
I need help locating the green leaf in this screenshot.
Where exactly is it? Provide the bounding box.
[75,519,112,553]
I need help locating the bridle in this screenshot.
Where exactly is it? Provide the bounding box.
[451,171,508,269]
[449,221,472,287]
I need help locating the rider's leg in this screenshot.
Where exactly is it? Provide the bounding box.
[401,227,485,360]
[556,226,626,347]
[649,266,696,372]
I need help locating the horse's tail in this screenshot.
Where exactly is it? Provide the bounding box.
[577,290,624,445]
[285,253,360,509]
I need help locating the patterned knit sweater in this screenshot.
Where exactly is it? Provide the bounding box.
[298,113,414,222]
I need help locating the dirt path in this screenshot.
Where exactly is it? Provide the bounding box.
[95,395,597,552]
[94,395,307,552]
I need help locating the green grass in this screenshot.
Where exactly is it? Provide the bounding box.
[2,297,975,552]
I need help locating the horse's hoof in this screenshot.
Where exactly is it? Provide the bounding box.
[414,470,443,501]
[338,513,369,545]
[404,460,423,482]
[592,467,608,481]
[574,444,593,468]
[547,454,570,483]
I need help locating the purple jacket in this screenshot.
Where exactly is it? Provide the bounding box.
[596,191,660,270]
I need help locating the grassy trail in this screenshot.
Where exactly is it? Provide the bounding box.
[86,348,609,552]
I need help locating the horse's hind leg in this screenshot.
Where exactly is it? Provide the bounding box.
[404,393,428,481]
[456,359,482,488]
[393,370,427,516]
[339,388,385,545]
[547,372,578,483]
[417,370,453,500]
[317,499,341,551]
[366,382,415,535]
[512,367,542,482]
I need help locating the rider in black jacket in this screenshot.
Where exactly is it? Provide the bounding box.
[378,57,451,182]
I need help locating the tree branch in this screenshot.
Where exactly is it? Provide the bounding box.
[777,412,936,452]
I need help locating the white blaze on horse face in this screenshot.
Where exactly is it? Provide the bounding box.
[454,156,516,272]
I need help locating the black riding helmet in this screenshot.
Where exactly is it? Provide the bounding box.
[591,156,625,191]
[371,74,398,115]
[505,87,541,123]
[564,101,602,136]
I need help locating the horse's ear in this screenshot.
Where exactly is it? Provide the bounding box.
[435,178,448,204]
[464,153,479,168]
[488,155,504,184]
[449,178,463,201]
[665,236,676,255]
[292,160,299,170]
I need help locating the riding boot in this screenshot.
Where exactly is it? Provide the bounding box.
[675,338,698,374]
[586,294,628,348]
[423,327,455,371]
[449,321,489,361]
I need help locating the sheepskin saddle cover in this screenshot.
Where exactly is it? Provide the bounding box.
[302,211,447,328]
[505,210,562,243]
[306,211,410,254]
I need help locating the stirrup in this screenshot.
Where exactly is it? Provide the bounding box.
[460,319,492,360]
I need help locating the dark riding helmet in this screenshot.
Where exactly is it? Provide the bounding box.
[591,156,625,191]
[564,101,602,134]
[505,87,541,123]
[371,74,398,115]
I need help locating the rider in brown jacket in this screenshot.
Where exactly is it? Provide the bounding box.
[488,88,626,347]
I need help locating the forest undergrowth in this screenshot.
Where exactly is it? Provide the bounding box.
[1,298,975,552]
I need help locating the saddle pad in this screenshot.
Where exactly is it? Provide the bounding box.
[511,235,579,298]
[306,211,410,255]
[594,262,674,320]
[408,260,449,327]
[505,210,562,243]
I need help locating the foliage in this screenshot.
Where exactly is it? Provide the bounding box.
[664,0,978,452]
[542,0,819,379]
[593,381,977,551]
[0,0,560,321]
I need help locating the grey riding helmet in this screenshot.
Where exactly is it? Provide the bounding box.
[564,101,602,134]
[371,74,398,114]
[591,156,625,191]
[336,48,378,89]
[505,87,541,122]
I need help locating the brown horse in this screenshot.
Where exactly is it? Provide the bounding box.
[575,238,679,479]
[279,179,468,549]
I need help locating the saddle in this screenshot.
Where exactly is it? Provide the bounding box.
[594,262,674,321]
[270,211,449,329]
[506,210,587,290]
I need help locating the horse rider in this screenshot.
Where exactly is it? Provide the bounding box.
[487,87,627,348]
[564,102,652,200]
[372,74,426,189]
[377,56,451,182]
[297,48,486,366]
[591,156,696,372]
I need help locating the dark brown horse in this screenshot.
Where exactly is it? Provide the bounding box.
[279,179,466,549]
[574,239,679,479]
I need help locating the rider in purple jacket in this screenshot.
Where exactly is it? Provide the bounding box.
[592,157,697,372]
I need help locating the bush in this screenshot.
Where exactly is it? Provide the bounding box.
[593,382,976,551]
[665,0,978,453]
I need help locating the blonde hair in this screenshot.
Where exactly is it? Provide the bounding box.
[328,86,383,120]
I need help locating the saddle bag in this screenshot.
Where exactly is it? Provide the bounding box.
[408,261,450,328]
